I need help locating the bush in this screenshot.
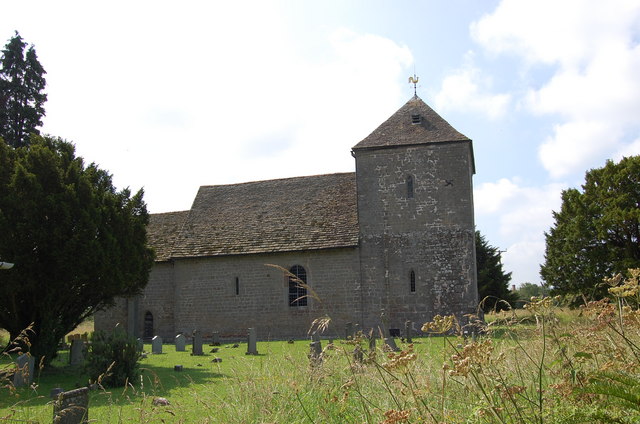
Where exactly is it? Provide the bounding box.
[85,328,141,387]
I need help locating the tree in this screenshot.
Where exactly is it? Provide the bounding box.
[0,135,154,365]
[0,32,47,148]
[541,156,640,301]
[476,230,517,312]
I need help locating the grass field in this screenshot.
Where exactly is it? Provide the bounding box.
[2,294,640,423]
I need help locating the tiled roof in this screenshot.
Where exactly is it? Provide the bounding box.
[352,95,470,150]
[147,211,189,261]
[169,172,358,258]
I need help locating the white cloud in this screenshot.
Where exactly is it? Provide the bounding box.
[475,178,565,284]
[472,0,640,179]
[434,57,511,119]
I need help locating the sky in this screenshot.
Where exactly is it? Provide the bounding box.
[2,0,640,287]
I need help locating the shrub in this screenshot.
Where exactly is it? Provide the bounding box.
[85,327,140,387]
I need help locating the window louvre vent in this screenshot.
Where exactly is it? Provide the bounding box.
[411,114,421,124]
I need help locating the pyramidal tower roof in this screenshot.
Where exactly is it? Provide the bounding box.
[352,95,470,150]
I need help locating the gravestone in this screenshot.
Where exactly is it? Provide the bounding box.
[246,328,258,355]
[50,387,65,399]
[70,339,84,366]
[192,330,203,356]
[136,338,144,352]
[309,341,322,365]
[151,336,163,354]
[53,386,89,424]
[345,322,354,340]
[389,328,401,337]
[175,334,186,352]
[311,332,320,342]
[405,321,413,343]
[12,353,34,387]
[211,331,220,346]
[384,337,400,352]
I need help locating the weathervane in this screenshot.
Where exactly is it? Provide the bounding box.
[408,73,419,96]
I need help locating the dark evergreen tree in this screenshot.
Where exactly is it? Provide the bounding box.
[476,230,517,312]
[541,156,640,301]
[0,32,47,148]
[0,135,154,365]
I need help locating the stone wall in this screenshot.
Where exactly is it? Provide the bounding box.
[355,141,478,330]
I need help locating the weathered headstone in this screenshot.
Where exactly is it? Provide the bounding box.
[136,338,144,352]
[309,341,322,365]
[389,328,401,337]
[384,337,400,352]
[211,331,220,346]
[246,328,258,355]
[345,322,354,340]
[175,334,186,352]
[192,330,203,356]
[12,353,34,387]
[70,339,84,366]
[311,332,320,342]
[404,321,413,343]
[174,365,183,372]
[50,387,65,399]
[151,336,163,354]
[53,386,89,424]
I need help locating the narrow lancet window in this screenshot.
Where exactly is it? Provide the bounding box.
[235,277,240,295]
[407,175,414,199]
[410,270,416,292]
[289,265,308,307]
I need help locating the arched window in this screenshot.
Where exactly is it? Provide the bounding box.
[410,270,416,293]
[406,175,414,199]
[143,311,154,339]
[289,265,308,307]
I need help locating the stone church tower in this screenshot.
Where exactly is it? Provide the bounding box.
[352,95,478,330]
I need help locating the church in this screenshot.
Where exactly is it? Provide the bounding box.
[95,95,479,341]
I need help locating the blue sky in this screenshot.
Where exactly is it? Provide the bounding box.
[3,0,640,287]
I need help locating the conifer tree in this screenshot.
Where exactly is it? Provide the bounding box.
[0,32,47,148]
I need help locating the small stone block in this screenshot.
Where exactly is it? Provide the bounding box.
[174,365,183,372]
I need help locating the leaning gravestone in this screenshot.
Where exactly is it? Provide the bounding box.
[192,330,204,356]
[246,328,258,355]
[12,353,35,387]
[175,334,186,352]
[151,336,163,354]
[70,339,84,366]
[405,320,413,343]
[53,386,89,424]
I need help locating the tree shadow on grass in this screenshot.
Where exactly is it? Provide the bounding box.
[0,362,226,410]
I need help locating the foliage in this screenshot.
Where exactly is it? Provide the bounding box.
[0,32,46,148]
[541,156,640,301]
[514,282,550,308]
[476,230,517,312]
[86,328,141,388]
[0,135,154,365]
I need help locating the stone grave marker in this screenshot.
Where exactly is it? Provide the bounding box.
[70,339,84,366]
[309,341,322,365]
[311,332,320,342]
[151,336,163,354]
[384,337,400,352]
[136,338,144,352]
[246,328,258,355]
[53,386,89,424]
[175,334,186,352]
[405,320,413,343]
[211,331,220,346]
[353,345,364,364]
[345,322,354,340]
[192,330,204,356]
[12,353,34,387]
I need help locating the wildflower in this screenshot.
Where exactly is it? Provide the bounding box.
[449,340,493,377]
[421,315,457,334]
[383,345,417,371]
[381,409,411,423]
